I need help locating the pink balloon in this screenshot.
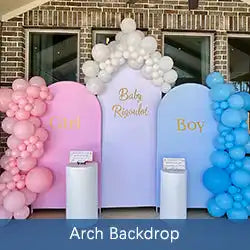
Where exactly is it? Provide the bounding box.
[35,128,49,142]
[21,188,37,205]
[29,116,41,128]
[12,90,27,103]
[3,190,26,213]
[29,76,46,87]
[10,103,18,111]
[0,155,10,168]
[31,99,46,116]
[0,194,3,205]
[27,144,36,153]
[18,143,26,152]
[17,157,37,172]
[13,174,21,182]
[20,151,30,159]
[0,88,13,112]
[47,94,54,101]
[13,120,35,140]
[2,189,10,197]
[5,149,12,157]
[35,141,43,149]
[0,183,6,192]
[25,167,53,193]
[26,86,40,98]
[11,149,20,158]
[6,182,16,190]
[40,91,48,100]
[1,117,17,134]
[7,135,22,149]
[32,148,44,158]
[29,136,39,144]
[12,79,29,91]
[15,109,30,121]
[24,104,33,112]
[0,205,12,219]
[0,171,12,183]
[6,109,15,117]
[16,180,25,190]
[10,167,19,175]
[14,205,30,219]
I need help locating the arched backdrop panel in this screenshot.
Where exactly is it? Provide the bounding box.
[99,66,161,207]
[157,84,217,208]
[32,81,101,209]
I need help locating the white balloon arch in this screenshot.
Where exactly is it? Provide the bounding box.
[82,18,178,95]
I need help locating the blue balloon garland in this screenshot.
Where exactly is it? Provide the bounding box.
[203,72,250,219]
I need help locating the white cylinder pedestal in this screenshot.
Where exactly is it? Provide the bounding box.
[160,169,187,219]
[66,162,98,219]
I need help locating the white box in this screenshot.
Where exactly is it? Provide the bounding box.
[69,151,93,164]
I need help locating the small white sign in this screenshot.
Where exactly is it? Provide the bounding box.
[69,151,93,164]
[163,158,186,171]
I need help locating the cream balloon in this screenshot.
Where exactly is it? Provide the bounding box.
[120,18,136,33]
[82,60,99,77]
[92,44,110,62]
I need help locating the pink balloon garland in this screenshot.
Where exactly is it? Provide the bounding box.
[0,76,54,219]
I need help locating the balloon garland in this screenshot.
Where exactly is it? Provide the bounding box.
[0,77,54,219]
[82,18,178,95]
[203,72,250,219]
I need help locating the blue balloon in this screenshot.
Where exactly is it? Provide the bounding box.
[241,200,248,207]
[233,202,242,209]
[245,139,250,154]
[242,186,250,203]
[210,150,230,168]
[206,72,224,88]
[215,108,222,115]
[242,157,250,172]
[215,193,233,210]
[225,142,234,149]
[227,163,236,173]
[240,121,248,129]
[212,102,220,110]
[221,108,243,128]
[218,124,231,133]
[246,205,250,216]
[233,193,243,201]
[220,101,229,109]
[228,185,238,194]
[232,128,249,146]
[235,160,243,168]
[229,146,245,160]
[225,133,235,142]
[213,137,226,150]
[210,84,231,101]
[239,109,248,121]
[207,198,225,217]
[231,169,250,188]
[238,92,250,111]
[228,94,244,109]
[203,167,231,194]
[227,208,248,220]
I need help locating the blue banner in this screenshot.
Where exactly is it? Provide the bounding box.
[0,219,249,250]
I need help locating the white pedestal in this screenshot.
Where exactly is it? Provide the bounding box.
[160,169,187,219]
[66,162,98,219]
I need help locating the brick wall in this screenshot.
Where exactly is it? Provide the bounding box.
[1,0,250,155]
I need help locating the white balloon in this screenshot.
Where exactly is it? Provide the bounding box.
[161,83,172,93]
[158,70,164,76]
[106,65,114,74]
[92,44,110,62]
[128,46,135,52]
[130,51,138,59]
[151,51,162,59]
[127,31,142,46]
[111,58,120,67]
[123,51,130,59]
[141,66,153,80]
[84,76,90,84]
[136,30,145,39]
[119,58,126,65]
[98,70,112,83]
[86,77,105,95]
[108,41,118,52]
[164,69,178,84]
[145,65,153,73]
[81,61,99,78]
[152,77,164,86]
[128,59,144,70]
[159,56,174,72]
[141,36,158,53]
[152,71,159,79]
[114,51,123,58]
[99,62,106,70]
[120,33,129,48]
[137,56,144,64]
[105,59,111,66]
[139,48,146,56]
[120,18,136,33]
[115,32,123,41]
[153,64,160,71]
[145,58,153,66]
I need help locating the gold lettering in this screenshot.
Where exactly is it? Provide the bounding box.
[48,116,80,129]
[197,122,204,133]
[187,121,196,131]
[177,119,186,131]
